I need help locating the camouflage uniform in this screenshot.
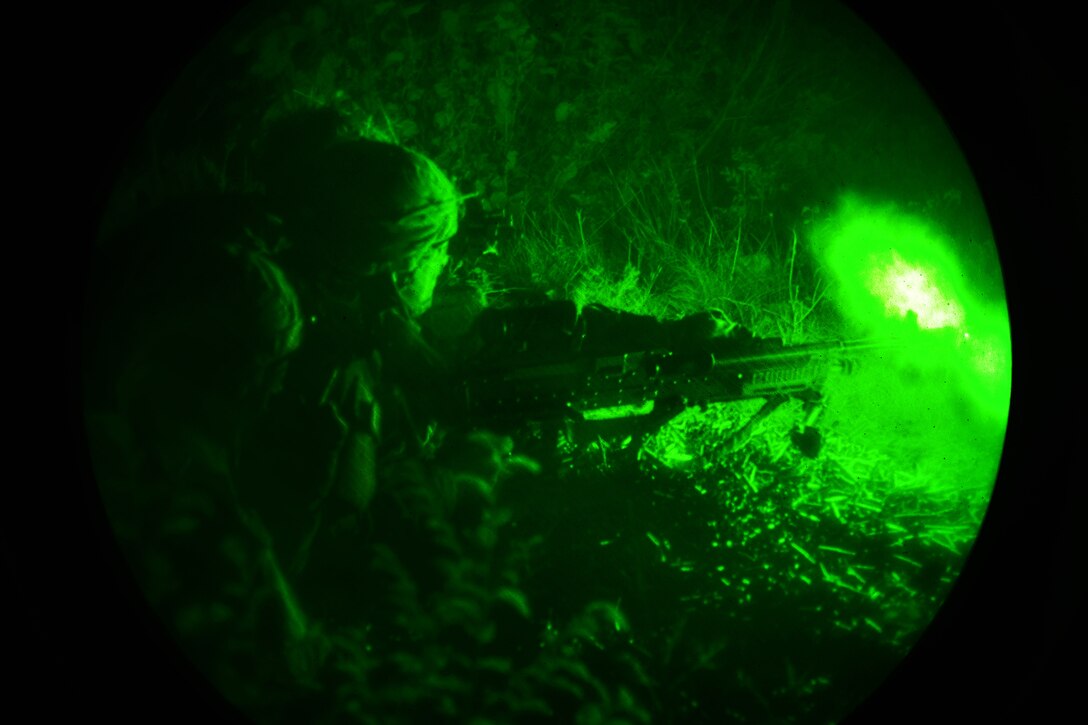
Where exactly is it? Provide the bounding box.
[83,205,308,720]
[242,111,488,637]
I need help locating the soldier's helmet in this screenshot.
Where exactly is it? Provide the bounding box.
[257,109,468,316]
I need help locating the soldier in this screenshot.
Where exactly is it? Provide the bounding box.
[82,209,310,719]
[244,109,519,634]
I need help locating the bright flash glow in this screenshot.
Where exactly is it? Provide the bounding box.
[866,253,964,329]
[811,193,1011,425]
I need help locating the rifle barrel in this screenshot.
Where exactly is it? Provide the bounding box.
[711,337,897,367]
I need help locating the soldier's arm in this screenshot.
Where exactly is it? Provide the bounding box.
[321,359,381,514]
[332,428,379,512]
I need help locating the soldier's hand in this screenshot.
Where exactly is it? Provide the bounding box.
[434,430,540,534]
[437,430,540,485]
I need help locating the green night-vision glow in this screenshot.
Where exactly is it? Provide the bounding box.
[81,1,1017,723]
[812,194,1011,426]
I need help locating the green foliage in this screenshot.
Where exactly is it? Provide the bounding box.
[109,0,893,342]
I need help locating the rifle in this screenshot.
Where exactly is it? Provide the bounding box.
[451,301,895,460]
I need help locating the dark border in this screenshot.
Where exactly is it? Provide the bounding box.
[16,4,255,722]
[841,1,1082,721]
[17,0,1081,722]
